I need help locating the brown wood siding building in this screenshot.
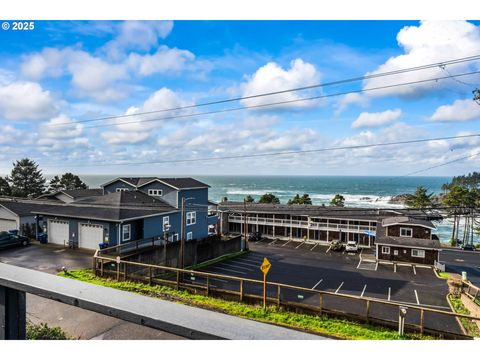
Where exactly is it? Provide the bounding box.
[385,224,431,239]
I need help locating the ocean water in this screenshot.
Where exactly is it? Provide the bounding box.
[52,174,478,245]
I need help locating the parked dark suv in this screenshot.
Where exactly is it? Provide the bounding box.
[0,231,29,250]
[248,232,262,242]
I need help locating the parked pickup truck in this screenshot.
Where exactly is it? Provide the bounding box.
[0,231,29,250]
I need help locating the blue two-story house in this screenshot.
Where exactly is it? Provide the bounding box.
[32,176,217,250]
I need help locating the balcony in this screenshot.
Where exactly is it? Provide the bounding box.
[228,215,376,234]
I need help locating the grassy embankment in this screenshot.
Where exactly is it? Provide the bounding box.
[448,294,480,337]
[59,268,434,340]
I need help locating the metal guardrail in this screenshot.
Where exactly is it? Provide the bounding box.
[228,215,377,234]
[93,252,479,339]
[0,262,323,340]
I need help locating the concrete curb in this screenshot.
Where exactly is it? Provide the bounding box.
[446,294,468,336]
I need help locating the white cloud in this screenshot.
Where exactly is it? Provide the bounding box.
[102,87,193,144]
[0,81,57,121]
[240,58,321,109]
[42,114,84,139]
[430,99,480,122]
[127,46,195,76]
[0,126,24,145]
[334,93,369,115]
[21,48,72,80]
[352,109,402,129]
[363,21,480,98]
[103,21,174,59]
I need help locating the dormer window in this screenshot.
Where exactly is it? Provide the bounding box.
[400,227,413,237]
[148,189,163,196]
[116,188,129,192]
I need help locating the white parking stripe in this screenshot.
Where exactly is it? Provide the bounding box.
[335,282,344,294]
[414,290,420,304]
[412,266,417,275]
[282,240,292,247]
[211,266,246,275]
[356,259,362,269]
[394,263,397,273]
[388,287,391,301]
[375,262,379,271]
[310,243,319,251]
[360,284,367,297]
[312,279,323,290]
[295,242,305,249]
[229,260,258,268]
[220,263,252,271]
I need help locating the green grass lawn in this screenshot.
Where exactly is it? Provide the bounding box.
[59,269,435,340]
[448,295,480,337]
[437,272,450,279]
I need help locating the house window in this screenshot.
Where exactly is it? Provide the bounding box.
[116,188,129,192]
[400,227,413,237]
[148,189,163,196]
[411,249,425,258]
[186,211,196,225]
[187,232,193,240]
[122,224,131,242]
[381,246,390,254]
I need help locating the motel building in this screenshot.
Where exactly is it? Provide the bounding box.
[217,202,442,265]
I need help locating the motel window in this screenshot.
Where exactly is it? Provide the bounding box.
[186,211,196,225]
[163,216,169,226]
[148,189,163,196]
[400,227,413,237]
[116,188,129,192]
[411,249,425,258]
[122,224,131,242]
[187,232,193,240]
[381,246,390,255]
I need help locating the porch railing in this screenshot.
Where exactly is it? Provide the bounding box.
[98,236,166,257]
[228,215,376,234]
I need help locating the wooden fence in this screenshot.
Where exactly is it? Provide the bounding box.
[93,251,480,339]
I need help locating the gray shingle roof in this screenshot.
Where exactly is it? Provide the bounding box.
[382,216,435,229]
[375,236,441,249]
[116,177,210,189]
[0,199,58,217]
[62,188,104,198]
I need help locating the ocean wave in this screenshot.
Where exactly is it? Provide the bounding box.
[226,188,289,195]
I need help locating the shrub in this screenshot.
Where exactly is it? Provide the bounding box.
[26,322,70,340]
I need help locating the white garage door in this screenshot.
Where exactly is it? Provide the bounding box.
[48,220,69,246]
[79,223,104,250]
[0,219,17,232]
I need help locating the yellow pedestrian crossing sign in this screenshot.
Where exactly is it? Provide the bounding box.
[260,257,271,275]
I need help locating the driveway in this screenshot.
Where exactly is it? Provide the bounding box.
[440,249,480,287]
[0,243,184,340]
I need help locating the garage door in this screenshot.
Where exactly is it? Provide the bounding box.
[48,220,69,246]
[0,219,17,232]
[79,223,104,250]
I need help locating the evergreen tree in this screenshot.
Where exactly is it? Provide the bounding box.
[244,195,255,203]
[6,159,46,198]
[288,193,312,205]
[258,193,280,204]
[405,186,434,208]
[48,173,87,192]
[0,177,11,196]
[329,194,345,207]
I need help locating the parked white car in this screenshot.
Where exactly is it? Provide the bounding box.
[345,241,359,252]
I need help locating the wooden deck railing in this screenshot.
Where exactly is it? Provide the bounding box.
[92,251,479,339]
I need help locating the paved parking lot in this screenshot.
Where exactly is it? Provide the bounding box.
[197,239,461,335]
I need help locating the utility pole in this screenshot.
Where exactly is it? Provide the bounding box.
[180,197,185,269]
[244,198,249,251]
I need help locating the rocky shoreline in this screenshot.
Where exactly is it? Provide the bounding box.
[388,193,444,206]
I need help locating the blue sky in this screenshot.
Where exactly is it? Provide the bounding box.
[0,20,480,176]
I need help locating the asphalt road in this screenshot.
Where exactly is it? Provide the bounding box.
[194,239,461,335]
[0,243,185,340]
[440,249,480,287]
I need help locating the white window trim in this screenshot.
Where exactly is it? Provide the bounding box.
[187,232,193,240]
[381,246,390,255]
[400,227,413,237]
[148,189,163,196]
[186,211,196,226]
[411,249,425,258]
[116,188,128,192]
[122,224,131,242]
[163,216,169,226]
[173,233,179,241]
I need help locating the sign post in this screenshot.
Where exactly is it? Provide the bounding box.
[260,257,271,310]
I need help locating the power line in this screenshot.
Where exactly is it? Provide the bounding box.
[39,133,480,168]
[45,55,480,128]
[73,70,480,130]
